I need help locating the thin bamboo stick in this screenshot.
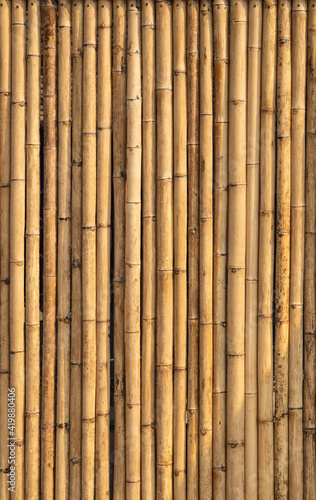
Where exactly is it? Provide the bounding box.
[212,2,228,497]
[289,2,307,499]
[0,2,11,499]
[141,1,156,499]
[245,2,261,498]
[304,2,316,497]
[25,1,40,498]
[70,1,83,497]
[156,1,173,498]
[96,2,112,498]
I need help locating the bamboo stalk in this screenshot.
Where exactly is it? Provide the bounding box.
[227,2,247,498]
[289,2,307,499]
[25,1,40,498]
[245,2,261,498]
[212,2,228,498]
[304,2,316,497]
[112,2,127,498]
[96,2,112,498]
[141,1,156,498]
[70,1,83,497]
[156,1,173,498]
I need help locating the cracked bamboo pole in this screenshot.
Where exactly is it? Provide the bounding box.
[212,2,228,497]
[96,2,112,498]
[70,1,83,497]
[245,2,261,498]
[227,1,247,498]
[25,1,40,498]
[289,2,307,498]
[141,1,156,498]
[156,1,173,498]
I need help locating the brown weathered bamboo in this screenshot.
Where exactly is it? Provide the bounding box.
[156,1,173,498]
[141,1,156,499]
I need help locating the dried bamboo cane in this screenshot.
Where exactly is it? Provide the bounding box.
[25,1,40,498]
[245,2,261,499]
[275,2,291,497]
[82,2,97,498]
[187,1,199,496]
[304,2,316,497]
[258,2,277,498]
[141,1,156,499]
[113,2,127,498]
[289,2,307,499]
[0,2,11,499]
[156,1,173,498]
[96,2,112,498]
[227,2,247,498]
[70,1,83,497]
[212,2,228,498]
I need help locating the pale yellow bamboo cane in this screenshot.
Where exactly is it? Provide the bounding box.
[25,1,40,498]
[289,3,307,499]
[96,2,112,498]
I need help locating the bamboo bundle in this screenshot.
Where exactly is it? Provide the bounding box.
[70,1,83,497]
[199,2,213,498]
[25,1,40,498]
[289,2,307,498]
[156,1,173,498]
[304,2,316,497]
[96,2,112,498]
[245,2,261,498]
[212,2,228,497]
[141,1,156,498]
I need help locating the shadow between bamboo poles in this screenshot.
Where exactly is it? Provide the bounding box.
[141,1,156,499]
[25,1,41,498]
[0,2,11,499]
[245,2,262,498]
[96,2,112,498]
[70,1,83,498]
[304,2,316,497]
[156,1,173,498]
[212,2,228,498]
[289,2,307,498]
[227,2,247,498]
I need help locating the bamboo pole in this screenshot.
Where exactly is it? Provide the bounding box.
[70,1,83,497]
[25,1,40,498]
[258,2,277,498]
[141,1,156,499]
[289,2,307,499]
[304,2,316,497]
[212,2,228,498]
[245,2,261,498]
[156,1,173,498]
[82,2,97,498]
[96,2,112,498]
[0,2,11,499]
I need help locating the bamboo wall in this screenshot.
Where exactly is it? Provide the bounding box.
[0,1,315,499]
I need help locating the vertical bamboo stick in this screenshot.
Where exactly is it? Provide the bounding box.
[141,1,156,498]
[212,2,228,498]
[82,2,97,498]
[199,2,213,498]
[156,1,173,498]
[113,2,127,498]
[245,2,261,498]
[304,2,316,497]
[0,2,11,499]
[173,2,186,499]
[258,2,277,498]
[96,2,112,498]
[289,2,307,499]
[25,1,40,498]
[70,1,83,497]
